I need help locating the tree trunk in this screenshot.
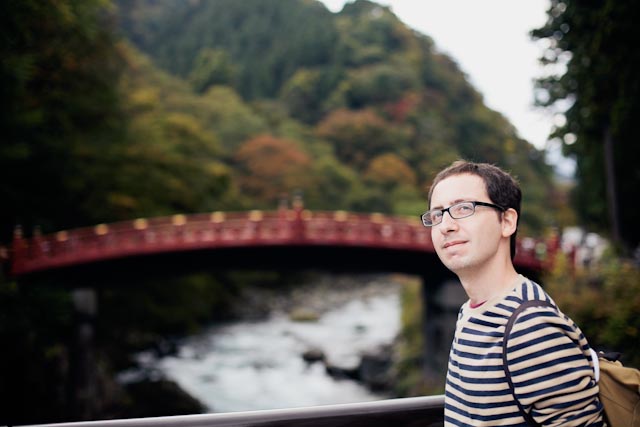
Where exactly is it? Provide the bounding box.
[603,126,622,248]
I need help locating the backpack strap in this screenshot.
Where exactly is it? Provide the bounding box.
[503,299,555,427]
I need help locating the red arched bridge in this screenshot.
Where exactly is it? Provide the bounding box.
[2,204,558,422]
[6,204,554,278]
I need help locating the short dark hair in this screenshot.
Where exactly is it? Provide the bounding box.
[428,160,522,260]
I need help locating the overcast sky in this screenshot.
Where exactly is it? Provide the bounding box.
[319,0,565,165]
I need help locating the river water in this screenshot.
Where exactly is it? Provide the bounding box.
[130,274,403,413]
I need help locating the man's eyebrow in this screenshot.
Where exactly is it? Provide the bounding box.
[431,198,472,209]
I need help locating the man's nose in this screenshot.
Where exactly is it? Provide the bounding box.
[439,210,458,232]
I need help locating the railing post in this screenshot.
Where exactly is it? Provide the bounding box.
[292,194,305,242]
[32,226,43,257]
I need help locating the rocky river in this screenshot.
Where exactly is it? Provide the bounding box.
[118,273,406,413]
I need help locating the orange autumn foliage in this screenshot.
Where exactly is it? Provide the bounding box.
[234,135,312,204]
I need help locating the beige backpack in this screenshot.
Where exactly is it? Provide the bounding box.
[597,352,640,427]
[503,300,640,426]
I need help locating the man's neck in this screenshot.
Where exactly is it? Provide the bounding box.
[458,261,520,306]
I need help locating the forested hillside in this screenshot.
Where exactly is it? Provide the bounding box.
[0,0,561,243]
[111,0,559,236]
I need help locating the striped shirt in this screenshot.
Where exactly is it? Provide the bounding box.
[444,276,604,426]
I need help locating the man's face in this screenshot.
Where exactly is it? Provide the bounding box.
[429,173,504,274]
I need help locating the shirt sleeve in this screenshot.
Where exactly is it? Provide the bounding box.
[505,306,604,426]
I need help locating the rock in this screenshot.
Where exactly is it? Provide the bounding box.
[152,338,179,358]
[289,307,320,322]
[325,364,359,381]
[358,345,393,391]
[302,348,326,363]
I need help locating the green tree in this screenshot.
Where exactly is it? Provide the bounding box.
[280,67,342,124]
[193,86,268,152]
[336,1,414,66]
[0,0,125,239]
[106,44,236,218]
[316,108,410,169]
[111,110,230,217]
[305,155,360,210]
[532,0,640,253]
[341,62,420,108]
[364,153,416,190]
[188,48,237,93]
[116,0,339,100]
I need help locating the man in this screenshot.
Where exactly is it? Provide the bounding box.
[423,160,603,426]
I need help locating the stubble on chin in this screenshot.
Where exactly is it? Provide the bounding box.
[446,257,473,273]
[438,250,474,274]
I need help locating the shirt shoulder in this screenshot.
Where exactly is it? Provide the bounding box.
[512,276,556,306]
[458,276,556,324]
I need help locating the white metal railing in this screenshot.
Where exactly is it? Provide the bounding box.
[24,395,445,427]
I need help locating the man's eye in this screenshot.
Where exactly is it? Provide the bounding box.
[452,204,473,216]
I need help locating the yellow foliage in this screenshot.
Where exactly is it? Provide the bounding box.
[364,153,416,187]
[129,88,160,112]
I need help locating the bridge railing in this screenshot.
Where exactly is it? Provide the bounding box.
[7,208,550,276]
[25,395,445,427]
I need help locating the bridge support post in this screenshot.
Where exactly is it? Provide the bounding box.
[71,288,98,420]
[420,276,465,391]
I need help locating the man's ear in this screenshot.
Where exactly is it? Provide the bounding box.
[501,208,518,238]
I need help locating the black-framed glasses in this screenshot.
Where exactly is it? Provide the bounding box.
[420,201,505,227]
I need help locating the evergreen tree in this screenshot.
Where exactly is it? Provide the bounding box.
[532,0,640,253]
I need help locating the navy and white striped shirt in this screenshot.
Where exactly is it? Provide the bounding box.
[444,276,604,426]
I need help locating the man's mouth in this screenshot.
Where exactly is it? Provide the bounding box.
[443,240,466,249]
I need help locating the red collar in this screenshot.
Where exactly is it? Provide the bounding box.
[469,300,487,309]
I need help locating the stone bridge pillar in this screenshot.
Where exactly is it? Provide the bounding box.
[420,275,466,391]
[71,288,97,420]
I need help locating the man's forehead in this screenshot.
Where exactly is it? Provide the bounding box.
[430,174,488,206]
